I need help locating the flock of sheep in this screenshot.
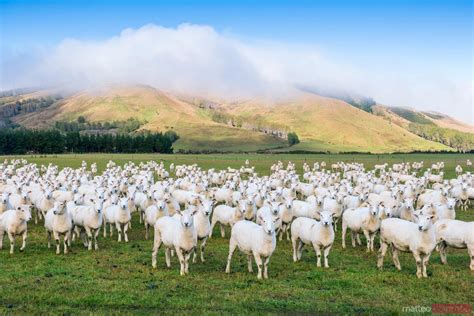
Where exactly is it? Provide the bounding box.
[0,158,473,279]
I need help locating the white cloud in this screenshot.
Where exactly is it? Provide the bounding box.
[1,23,472,124]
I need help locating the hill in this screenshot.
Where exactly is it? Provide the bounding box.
[0,85,469,153]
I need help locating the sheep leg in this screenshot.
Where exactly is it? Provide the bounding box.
[93,229,99,250]
[254,254,263,279]
[356,234,362,245]
[225,238,237,274]
[422,254,430,278]
[116,223,122,242]
[341,222,347,249]
[103,221,107,238]
[123,223,129,242]
[209,219,217,238]
[64,233,69,254]
[220,224,225,238]
[413,252,423,278]
[350,231,356,248]
[363,230,371,252]
[53,231,60,255]
[323,245,332,268]
[247,255,253,272]
[85,227,93,251]
[377,241,388,269]
[151,231,162,269]
[314,244,322,267]
[0,230,4,249]
[391,246,401,270]
[286,226,290,241]
[175,247,185,276]
[165,247,171,268]
[370,233,376,252]
[297,240,304,261]
[333,217,339,232]
[200,237,208,263]
[192,245,198,264]
[278,225,284,241]
[145,223,149,240]
[291,237,298,262]
[8,232,15,254]
[109,224,114,237]
[263,257,270,279]
[468,246,474,271]
[47,231,52,249]
[438,242,448,264]
[184,251,191,274]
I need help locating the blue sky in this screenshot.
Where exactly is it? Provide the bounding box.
[1,0,473,122]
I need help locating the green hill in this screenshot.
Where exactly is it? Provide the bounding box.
[1,85,469,153]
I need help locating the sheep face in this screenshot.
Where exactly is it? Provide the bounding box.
[414,214,434,232]
[95,201,104,214]
[17,206,32,222]
[284,197,293,209]
[259,215,277,235]
[1,192,10,204]
[201,200,214,217]
[404,199,414,211]
[177,208,197,228]
[269,202,282,216]
[447,198,456,210]
[53,202,66,215]
[319,211,334,227]
[119,197,129,210]
[45,190,53,199]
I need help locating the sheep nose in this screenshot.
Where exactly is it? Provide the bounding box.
[418,226,423,231]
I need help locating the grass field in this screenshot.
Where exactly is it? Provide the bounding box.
[0,153,473,314]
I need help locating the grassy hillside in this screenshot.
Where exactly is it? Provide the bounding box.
[2,85,470,153]
[372,105,474,151]
[224,94,451,153]
[10,86,286,152]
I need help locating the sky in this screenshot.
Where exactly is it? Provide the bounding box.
[1,0,473,123]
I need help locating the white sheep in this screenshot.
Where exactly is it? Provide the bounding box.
[433,198,456,220]
[0,205,32,254]
[256,201,283,233]
[225,214,278,279]
[69,199,103,250]
[192,199,214,263]
[103,197,131,242]
[341,204,381,251]
[151,208,198,276]
[290,211,335,267]
[0,192,11,214]
[377,213,437,278]
[435,219,473,270]
[278,197,294,241]
[209,201,246,238]
[44,201,73,254]
[144,199,169,240]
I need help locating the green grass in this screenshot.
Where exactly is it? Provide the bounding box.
[0,153,473,314]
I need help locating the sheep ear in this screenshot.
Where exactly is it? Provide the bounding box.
[273,217,280,223]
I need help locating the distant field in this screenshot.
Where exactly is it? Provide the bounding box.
[0,153,473,314]
[2,152,472,177]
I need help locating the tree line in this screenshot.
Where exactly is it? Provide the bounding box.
[54,116,144,134]
[0,129,178,154]
[408,123,474,153]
